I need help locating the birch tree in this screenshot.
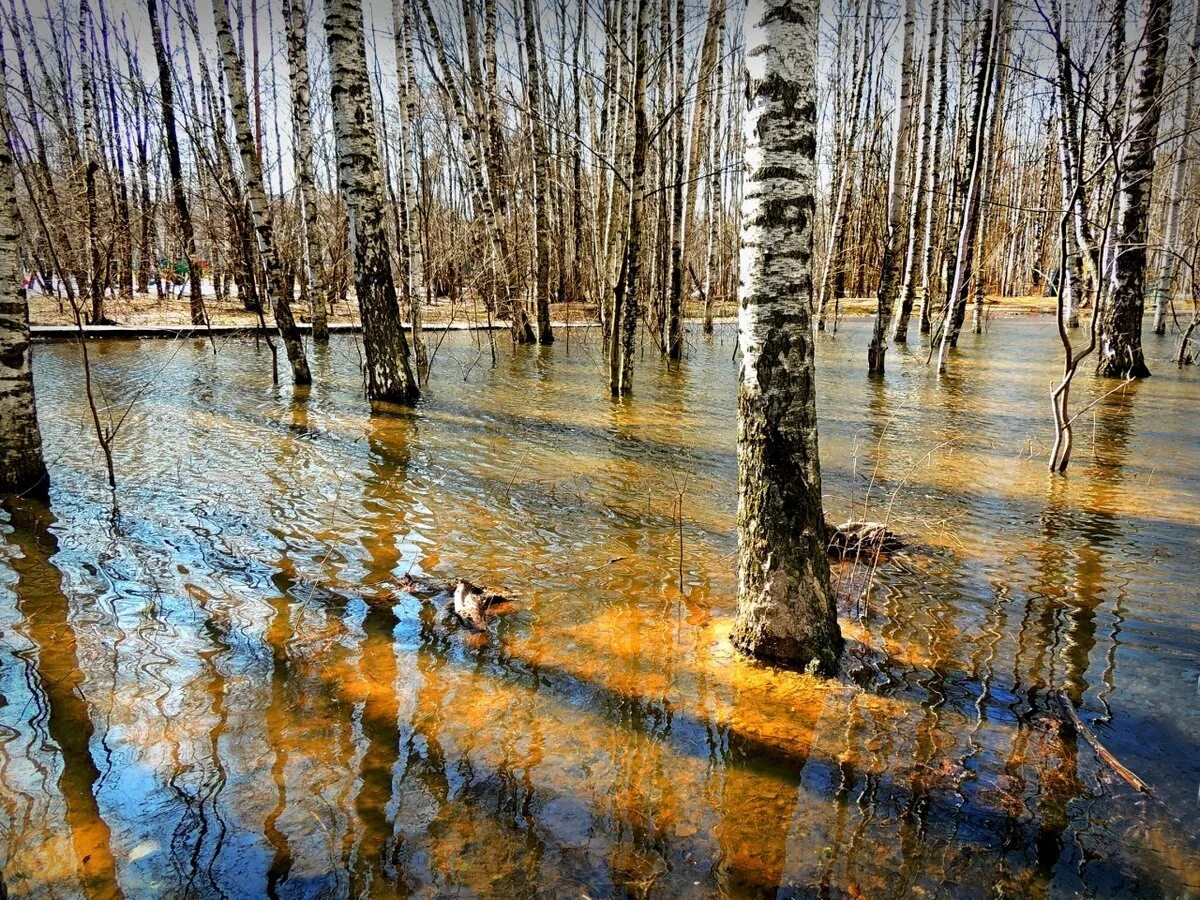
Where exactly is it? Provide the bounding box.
[732,0,842,673]
[212,0,311,386]
[523,0,554,344]
[867,0,916,375]
[937,0,1002,374]
[1100,0,1172,378]
[325,0,418,402]
[894,0,944,342]
[283,0,329,342]
[0,37,47,495]
[609,0,650,396]
[1151,0,1200,335]
[147,0,205,326]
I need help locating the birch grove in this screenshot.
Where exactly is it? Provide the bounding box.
[0,0,1198,415]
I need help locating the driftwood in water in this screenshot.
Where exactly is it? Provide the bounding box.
[1057,691,1151,793]
[398,574,509,631]
[825,518,904,559]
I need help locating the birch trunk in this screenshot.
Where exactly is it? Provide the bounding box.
[79,0,105,324]
[893,0,942,342]
[283,0,328,342]
[816,0,873,332]
[916,0,951,335]
[732,0,841,673]
[868,0,917,374]
[417,0,530,342]
[212,0,311,386]
[0,41,47,495]
[1054,5,1086,332]
[523,0,554,343]
[1099,0,1171,378]
[147,0,205,325]
[1151,0,1200,335]
[610,0,650,396]
[703,21,725,334]
[325,0,418,402]
[937,0,1000,373]
[666,0,686,359]
[395,0,426,375]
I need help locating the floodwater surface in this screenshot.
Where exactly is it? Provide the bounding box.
[1,320,1198,897]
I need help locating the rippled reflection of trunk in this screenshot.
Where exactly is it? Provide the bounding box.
[5,499,121,896]
[732,0,841,672]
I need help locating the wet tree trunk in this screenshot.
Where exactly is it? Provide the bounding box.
[0,46,47,496]
[283,0,328,342]
[147,0,205,325]
[867,0,916,375]
[212,0,311,386]
[1099,0,1171,378]
[732,0,841,674]
[325,0,418,402]
[522,0,554,344]
[1151,0,1200,335]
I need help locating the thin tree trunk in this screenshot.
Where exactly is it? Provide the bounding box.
[611,0,650,396]
[325,0,418,402]
[894,0,942,342]
[212,0,311,386]
[868,0,917,374]
[523,0,554,343]
[395,0,426,376]
[147,0,205,325]
[937,0,1001,373]
[0,37,47,495]
[916,0,952,336]
[703,20,725,335]
[733,0,841,674]
[1151,0,1200,335]
[284,0,328,342]
[666,0,686,359]
[79,0,105,325]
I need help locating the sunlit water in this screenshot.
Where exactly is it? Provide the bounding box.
[1,320,1197,897]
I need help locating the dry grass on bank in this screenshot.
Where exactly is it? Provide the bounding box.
[27,289,1055,329]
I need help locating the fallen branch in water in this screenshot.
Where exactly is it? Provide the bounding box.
[1057,691,1150,794]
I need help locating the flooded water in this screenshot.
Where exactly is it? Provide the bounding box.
[1,319,1198,897]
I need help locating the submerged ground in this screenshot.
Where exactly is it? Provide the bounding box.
[1,320,1197,897]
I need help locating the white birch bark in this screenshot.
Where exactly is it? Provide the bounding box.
[0,36,47,494]
[325,0,418,402]
[212,0,311,386]
[733,0,841,673]
[1152,0,1200,334]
